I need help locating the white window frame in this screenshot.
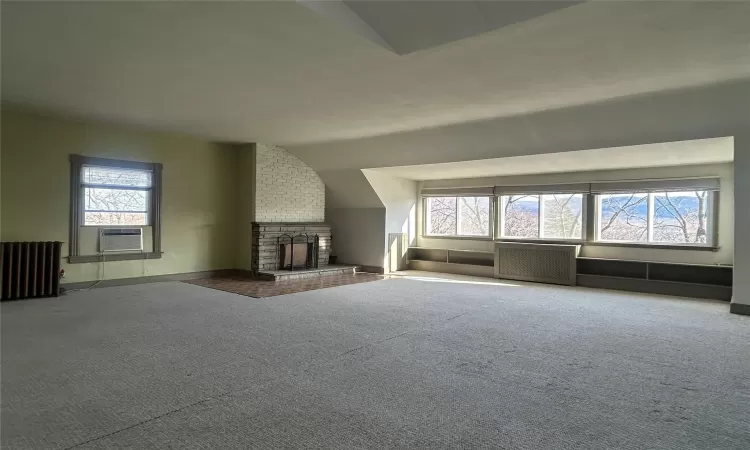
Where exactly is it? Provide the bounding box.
[594,191,716,247]
[420,179,720,250]
[498,193,586,242]
[423,196,494,238]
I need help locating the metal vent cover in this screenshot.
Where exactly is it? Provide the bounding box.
[494,242,580,286]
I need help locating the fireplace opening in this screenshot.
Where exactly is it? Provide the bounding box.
[280,243,311,269]
[277,233,319,271]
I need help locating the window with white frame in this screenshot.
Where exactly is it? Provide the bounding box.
[596,190,714,245]
[81,166,153,226]
[422,179,718,248]
[499,193,583,240]
[425,196,491,237]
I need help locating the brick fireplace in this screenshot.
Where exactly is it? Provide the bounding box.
[251,222,331,272]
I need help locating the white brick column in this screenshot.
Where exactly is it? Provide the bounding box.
[254,144,325,223]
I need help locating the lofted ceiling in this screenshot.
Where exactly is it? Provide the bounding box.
[2,1,749,174]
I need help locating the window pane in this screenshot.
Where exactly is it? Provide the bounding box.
[85,188,148,212]
[653,190,710,244]
[543,194,583,239]
[426,197,457,235]
[503,195,539,238]
[82,166,152,187]
[84,212,148,226]
[599,193,648,242]
[458,197,490,236]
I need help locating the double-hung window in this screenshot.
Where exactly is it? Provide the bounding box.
[81,166,152,226]
[69,155,163,263]
[499,193,584,240]
[424,196,492,237]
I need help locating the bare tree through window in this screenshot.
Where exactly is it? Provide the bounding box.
[503,195,539,238]
[599,193,648,242]
[543,194,583,239]
[458,197,490,236]
[82,166,152,226]
[598,190,711,244]
[426,196,490,236]
[424,188,714,245]
[426,197,457,235]
[653,191,708,243]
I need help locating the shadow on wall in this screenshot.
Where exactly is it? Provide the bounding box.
[326,206,386,268]
[405,203,416,246]
[361,170,418,273]
[386,203,417,272]
[319,169,386,269]
[318,169,418,272]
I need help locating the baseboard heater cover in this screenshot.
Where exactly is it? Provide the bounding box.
[494,242,580,285]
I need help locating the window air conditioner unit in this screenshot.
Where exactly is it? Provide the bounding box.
[99,228,143,252]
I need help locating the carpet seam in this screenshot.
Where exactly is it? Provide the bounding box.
[61,391,233,450]
[332,311,472,359]
[61,307,474,449]
[445,312,470,321]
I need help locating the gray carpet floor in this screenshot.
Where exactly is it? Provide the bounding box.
[2,276,749,449]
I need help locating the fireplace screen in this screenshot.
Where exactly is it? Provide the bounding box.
[277,233,319,271]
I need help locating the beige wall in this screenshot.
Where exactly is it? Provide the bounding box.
[417,163,734,265]
[733,135,749,306]
[325,207,386,268]
[319,168,387,269]
[235,144,256,270]
[1,108,239,283]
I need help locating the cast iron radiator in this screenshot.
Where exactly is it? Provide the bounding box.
[0,241,63,301]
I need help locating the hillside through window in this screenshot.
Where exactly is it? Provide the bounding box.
[422,182,717,248]
[597,190,712,245]
[500,194,583,240]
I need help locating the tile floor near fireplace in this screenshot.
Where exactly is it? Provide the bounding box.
[256,264,359,281]
[185,271,383,298]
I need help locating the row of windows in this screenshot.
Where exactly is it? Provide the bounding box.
[77,164,717,247]
[425,190,714,246]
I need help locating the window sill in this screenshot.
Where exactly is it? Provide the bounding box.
[68,252,163,264]
[420,235,718,252]
[584,242,718,251]
[80,224,150,228]
[496,238,585,245]
[422,235,493,241]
